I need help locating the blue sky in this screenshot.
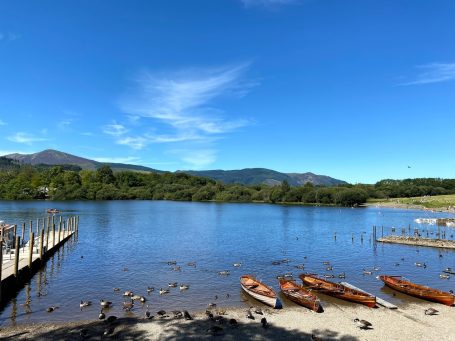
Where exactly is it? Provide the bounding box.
[1,0,454,183]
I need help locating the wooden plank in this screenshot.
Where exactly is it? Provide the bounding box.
[340,281,398,309]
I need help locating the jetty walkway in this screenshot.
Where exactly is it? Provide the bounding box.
[377,235,455,249]
[0,215,79,304]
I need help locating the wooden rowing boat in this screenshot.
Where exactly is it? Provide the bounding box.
[279,278,323,312]
[240,275,282,308]
[299,274,376,308]
[47,208,59,214]
[379,275,455,306]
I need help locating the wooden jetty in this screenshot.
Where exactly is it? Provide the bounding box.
[377,236,455,250]
[0,215,79,304]
[340,281,398,309]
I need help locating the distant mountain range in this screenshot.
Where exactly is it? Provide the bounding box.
[3,149,162,173]
[2,149,346,186]
[184,169,346,186]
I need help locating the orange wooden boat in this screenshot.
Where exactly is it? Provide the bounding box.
[279,278,323,312]
[379,275,455,306]
[299,274,376,308]
[240,275,282,308]
[47,208,59,214]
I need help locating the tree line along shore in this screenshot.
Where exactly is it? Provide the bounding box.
[1,159,455,208]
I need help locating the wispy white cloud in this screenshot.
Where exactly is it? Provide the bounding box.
[108,62,255,169]
[241,0,297,8]
[115,63,253,155]
[171,149,217,169]
[117,136,148,150]
[0,32,20,42]
[57,119,73,130]
[92,156,141,164]
[7,132,48,144]
[103,122,129,136]
[400,62,455,85]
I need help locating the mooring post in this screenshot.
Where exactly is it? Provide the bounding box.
[36,218,40,236]
[381,226,384,237]
[12,224,17,248]
[14,236,20,278]
[21,222,26,250]
[52,223,56,248]
[29,220,33,240]
[39,228,45,260]
[58,222,62,244]
[45,220,50,251]
[28,232,34,269]
[351,233,354,242]
[0,240,3,286]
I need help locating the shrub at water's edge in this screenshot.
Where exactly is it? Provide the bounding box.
[1,163,455,207]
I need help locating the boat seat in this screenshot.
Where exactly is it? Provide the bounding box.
[246,284,259,289]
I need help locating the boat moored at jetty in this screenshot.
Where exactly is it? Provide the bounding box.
[240,275,282,308]
[47,208,59,214]
[379,275,455,306]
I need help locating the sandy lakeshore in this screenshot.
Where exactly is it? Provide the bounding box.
[0,302,453,341]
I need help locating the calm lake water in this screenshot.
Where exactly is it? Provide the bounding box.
[0,200,454,326]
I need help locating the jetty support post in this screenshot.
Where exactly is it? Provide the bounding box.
[21,223,25,242]
[58,221,62,244]
[12,224,17,248]
[45,221,50,251]
[52,223,56,247]
[39,228,44,260]
[14,236,20,278]
[0,240,3,290]
[28,232,34,269]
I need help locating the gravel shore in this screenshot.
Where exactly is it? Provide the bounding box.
[1,301,453,340]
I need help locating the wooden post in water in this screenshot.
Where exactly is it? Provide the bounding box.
[28,232,34,269]
[0,240,3,291]
[39,228,44,260]
[381,226,384,237]
[12,224,17,247]
[29,220,33,239]
[58,221,62,244]
[36,218,40,236]
[45,220,50,251]
[351,233,354,242]
[21,223,26,251]
[52,223,56,248]
[14,236,20,278]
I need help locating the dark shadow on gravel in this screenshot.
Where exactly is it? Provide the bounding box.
[0,314,361,341]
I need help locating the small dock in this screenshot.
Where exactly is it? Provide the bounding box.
[340,281,398,309]
[377,236,455,249]
[0,215,79,304]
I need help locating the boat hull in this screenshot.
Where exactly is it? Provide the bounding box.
[380,275,455,306]
[241,283,282,308]
[299,274,376,308]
